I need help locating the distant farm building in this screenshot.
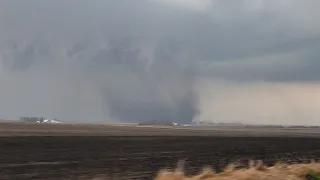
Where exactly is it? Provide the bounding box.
[20,117,44,123]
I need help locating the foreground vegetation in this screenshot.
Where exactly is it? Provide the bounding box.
[154,161,320,180]
[306,170,320,180]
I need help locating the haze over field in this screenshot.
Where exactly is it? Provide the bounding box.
[1,0,320,125]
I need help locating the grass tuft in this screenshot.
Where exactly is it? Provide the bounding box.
[154,161,320,180]
[306,170,320,180]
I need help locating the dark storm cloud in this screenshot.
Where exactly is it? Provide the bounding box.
[0,0,320,122]
[0,0,202,122]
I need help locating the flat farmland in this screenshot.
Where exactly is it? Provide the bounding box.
[0,123,319,180]
[0,122,319,137]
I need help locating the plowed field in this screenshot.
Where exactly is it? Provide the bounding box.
[0,123,319,180]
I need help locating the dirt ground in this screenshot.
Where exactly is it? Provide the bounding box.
[0,122,319,137]
[0,123,319,180]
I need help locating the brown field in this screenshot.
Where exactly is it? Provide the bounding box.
[0,122,319,137]
[0,122,319,180]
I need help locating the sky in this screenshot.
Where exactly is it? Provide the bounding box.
[0,0,320,125]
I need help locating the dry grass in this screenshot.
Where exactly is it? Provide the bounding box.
[154,161,320,180]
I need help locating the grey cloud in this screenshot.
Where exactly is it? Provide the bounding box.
[0,0,320,123]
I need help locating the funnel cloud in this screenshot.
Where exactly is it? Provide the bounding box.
[1,1,320,125]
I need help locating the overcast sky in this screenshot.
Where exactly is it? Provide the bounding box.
[1,0,320,125]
